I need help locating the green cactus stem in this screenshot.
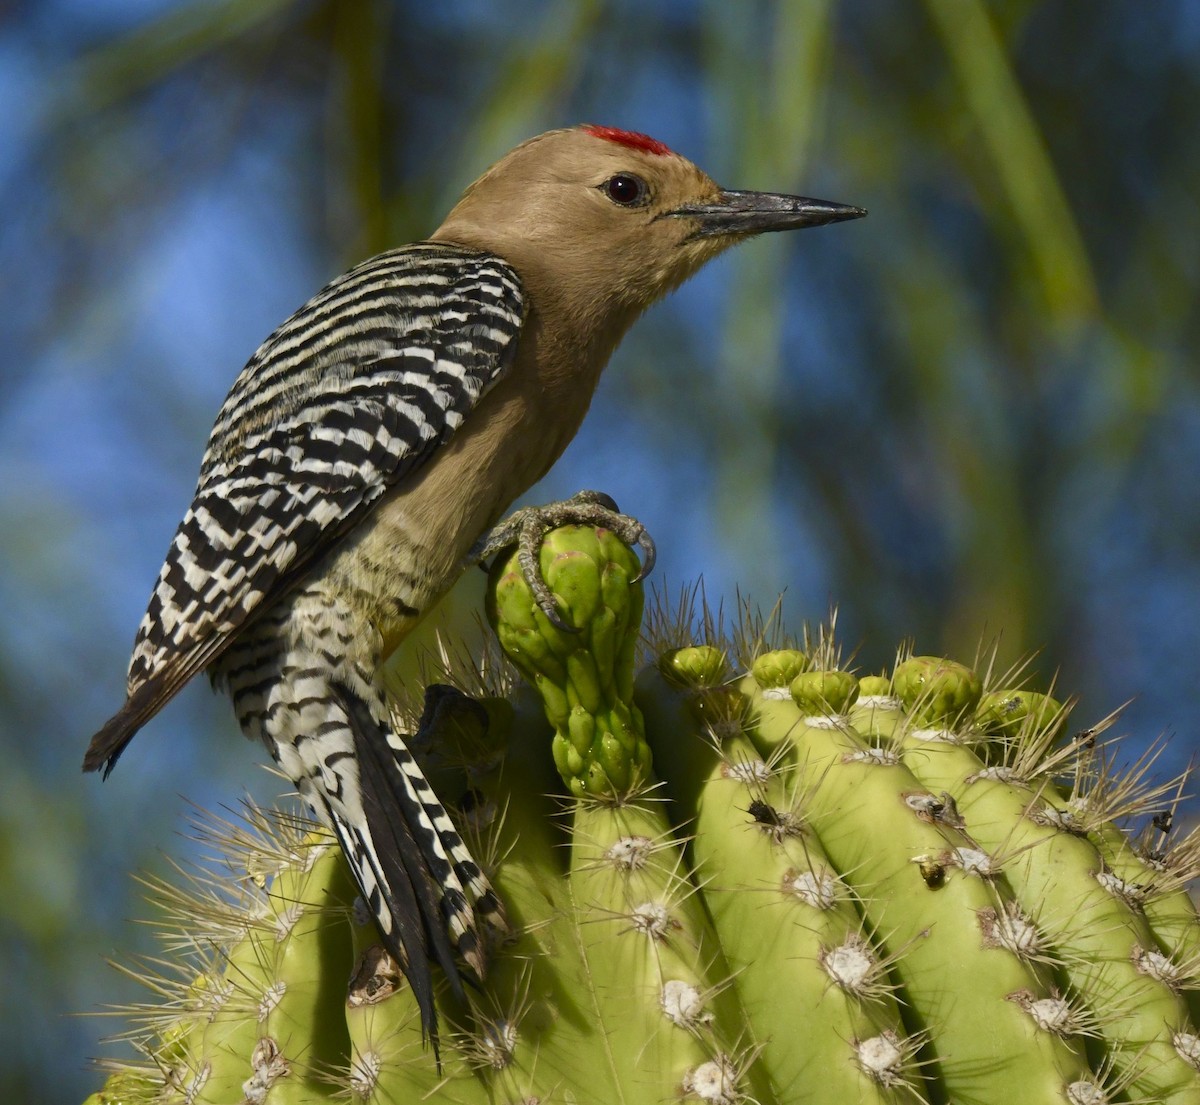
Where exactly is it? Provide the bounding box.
[875,660,1200,1104]
[83,526,1200,1105]
[748,660,1092,1105]
[639,663,924,1103]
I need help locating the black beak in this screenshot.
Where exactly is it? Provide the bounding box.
[669,189,866,238]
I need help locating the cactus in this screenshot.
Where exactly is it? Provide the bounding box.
[84,526,1200,1105]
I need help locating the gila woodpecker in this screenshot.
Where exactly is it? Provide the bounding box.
[84,125,865,1045]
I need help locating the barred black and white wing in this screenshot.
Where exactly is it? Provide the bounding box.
[83,244,523,775]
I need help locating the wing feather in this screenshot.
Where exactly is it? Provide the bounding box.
[83,244,523,774]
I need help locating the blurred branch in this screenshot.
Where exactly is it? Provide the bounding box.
[329,0,389,256]
[703,0,834,595]
[419,0,606,220]
[51,0,301,122]
[925,0,1099,331]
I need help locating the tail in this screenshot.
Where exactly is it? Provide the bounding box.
[331,682,505,1049]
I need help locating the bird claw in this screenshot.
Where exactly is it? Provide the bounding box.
[471,490,656,630]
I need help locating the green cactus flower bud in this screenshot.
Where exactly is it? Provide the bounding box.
[749,648,807,692]
[977,689,1065,738]
[893,655,982,728]
[658,645,728,688]
[487,524,650,799]
[789,669,860,716]
[82,1069,158,1105]
[857,673,892,698]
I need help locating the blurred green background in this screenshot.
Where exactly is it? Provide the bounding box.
[2,1,1198,1101]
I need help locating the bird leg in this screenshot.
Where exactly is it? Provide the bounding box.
[470,490,655,630]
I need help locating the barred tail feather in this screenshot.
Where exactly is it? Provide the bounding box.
[336,684,472,1046]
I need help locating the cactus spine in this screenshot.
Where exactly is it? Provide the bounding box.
[84,527,1200,1105]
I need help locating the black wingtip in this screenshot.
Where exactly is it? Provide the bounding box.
[85,676,180,777]
[82,708,140,778]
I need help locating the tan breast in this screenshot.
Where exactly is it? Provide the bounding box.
[327,312,608,660]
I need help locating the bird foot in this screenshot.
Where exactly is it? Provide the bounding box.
[471,490,655,631]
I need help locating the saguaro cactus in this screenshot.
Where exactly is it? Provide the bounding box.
[85,527,1200,1105]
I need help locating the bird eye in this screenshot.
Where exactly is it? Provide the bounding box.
[603,173,649,207]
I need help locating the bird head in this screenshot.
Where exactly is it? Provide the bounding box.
[433,124,864,330]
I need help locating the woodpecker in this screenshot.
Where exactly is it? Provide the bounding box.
[84,124,864,1045]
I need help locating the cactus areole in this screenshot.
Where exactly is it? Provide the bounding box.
[85,526,1200,1105]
